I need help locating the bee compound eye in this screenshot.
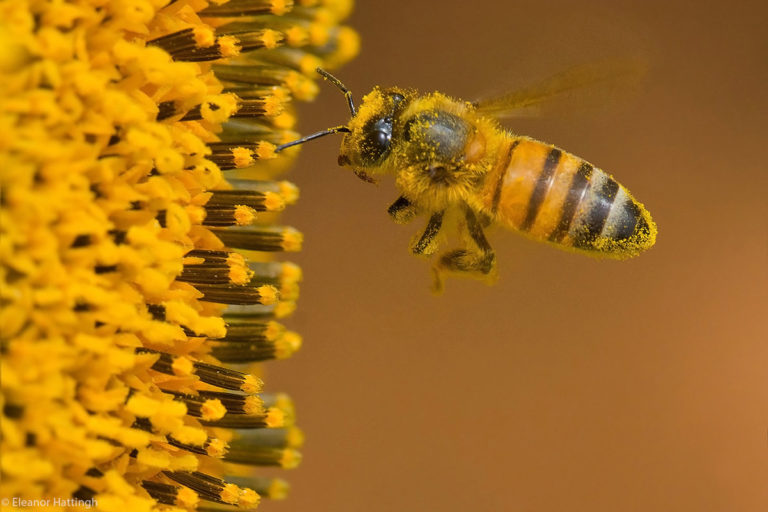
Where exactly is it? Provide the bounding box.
[360,117,393,164]
[361,130,390,162]
[371,129,390,147]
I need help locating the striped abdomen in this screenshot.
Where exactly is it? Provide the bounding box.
[482,136,656,258]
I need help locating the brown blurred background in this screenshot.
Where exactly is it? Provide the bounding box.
[266,1,768,510]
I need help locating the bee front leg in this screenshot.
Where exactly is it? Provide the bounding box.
[432,206,496,292]
[387,195,418,224]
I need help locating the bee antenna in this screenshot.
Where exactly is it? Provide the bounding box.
[274,125,350,153]
[316,67,357,116]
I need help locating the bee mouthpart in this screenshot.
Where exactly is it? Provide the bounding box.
[353,168,378,184]
[337,154,350,166]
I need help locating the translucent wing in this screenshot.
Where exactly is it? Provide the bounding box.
[473,57,649,119]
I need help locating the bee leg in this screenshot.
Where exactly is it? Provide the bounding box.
[462,206,496,274]
[387,195,418,224]
[476,211,493,228]
[410,210,445,257]
[432,207,496,291]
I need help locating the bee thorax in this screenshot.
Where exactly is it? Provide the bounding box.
[403,110,471,162]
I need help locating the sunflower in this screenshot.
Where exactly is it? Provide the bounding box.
[0,0,358,510]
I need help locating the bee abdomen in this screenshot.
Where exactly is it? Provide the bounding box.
[486,137,656,258]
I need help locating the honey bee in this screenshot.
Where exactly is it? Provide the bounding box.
[277,64,657,290]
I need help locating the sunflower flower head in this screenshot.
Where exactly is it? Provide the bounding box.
[0,0,357,510]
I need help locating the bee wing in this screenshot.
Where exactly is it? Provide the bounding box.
[473,57,649,119]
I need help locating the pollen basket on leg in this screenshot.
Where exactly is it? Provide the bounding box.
[0,0,358,509]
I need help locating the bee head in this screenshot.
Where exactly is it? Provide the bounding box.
[274,69,409,183]
[337,87,407,176]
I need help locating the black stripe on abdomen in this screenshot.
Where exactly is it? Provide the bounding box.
[520,148,561,232]
[573,176,619,248]
[611,199,640,241]
[490,140,520,214]
[548,162,592,243]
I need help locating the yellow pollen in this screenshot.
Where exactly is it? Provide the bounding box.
[263,94,285,117]
[326,0,355,20]
[268,478,290,500]
[176,487,200,508]
[220,483,240,505]
[299,54,323,75]
[327,26,361,68]
[262,28,283,49]
[280,261,303,282]
[228,251,255,282]
[265,407,285,428]
[276,331,303,359]
[264,191,287,211]
[172,425,208,446]
[136,448,171,469]
[257,284,280,305]
[168,454,199,471]
[201,399,226,421]
[193,26,215,48]
[272,111,297,130]
[186,204,206,224]
[183,256,206,265]
[217,35,241,58]
[206,438,228,458]
[171,355,194,376]
[279,281,300,301]
[286,426,306,448]
[126,395,161,417]
[309,23,332,46]
[243,395,266,415]
[310,7,335,25]
[274,300,297,318]
[271,0,292,16]
[201,94,239,124]
[280,228,303,251]
[280,448,302,469]
[241,374,264,395]
[284,72,319,101]
[278,181,300,204]
[284,26,309,47]
[239,487,261,508]
[263,320,284,340]
[255,141,278,160]
[232,146,255,168]
[164,300,226,338]
[234,204,258,225]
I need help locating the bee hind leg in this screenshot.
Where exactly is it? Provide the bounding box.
[431,206,496,293]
